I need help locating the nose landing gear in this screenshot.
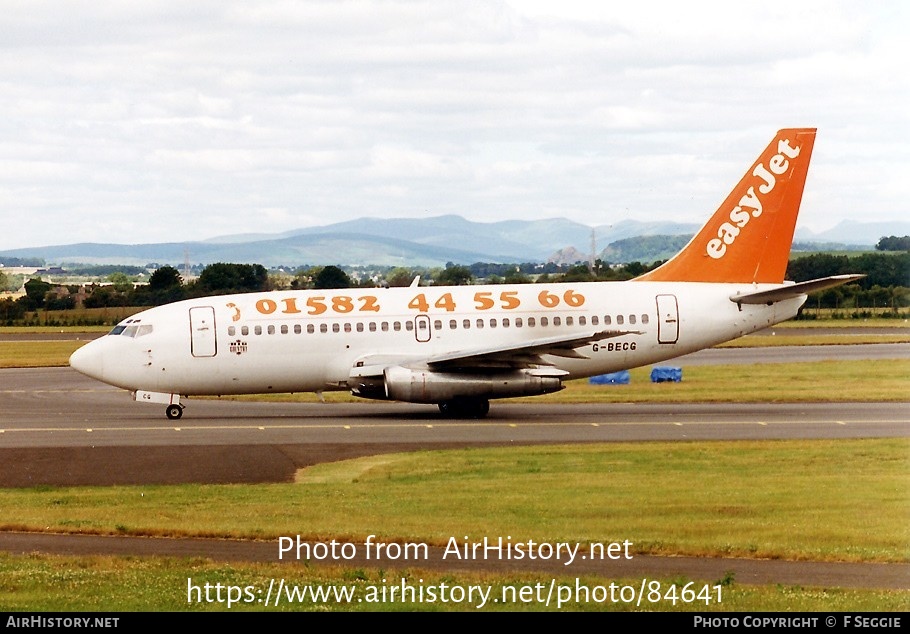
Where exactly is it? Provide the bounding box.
[133,390,185,420]
[166,404,185,420]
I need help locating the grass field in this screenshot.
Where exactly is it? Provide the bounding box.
[2,440,906,562]
[0,552,905,612]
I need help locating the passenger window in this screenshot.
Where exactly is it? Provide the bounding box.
[579,316,586,326]
[515,318,523,327]
[490,319,497,328]
[393,322,401,331]
[332,323,340,333]
[320,324,328,333]
[241,326,249,336]
[369,323,377,332]
[527,317,536,327]
[307,324,315,334]
[344,323,352,332]
[604,315,612,325]
[356,323,364,332]
[382,322,389,332]
[540,317,549,327]
[268,325,276,335]
[254,326,262,335]
[228,326,236,336]
[476,319,484,329]
[294,324,302,334]
[591,316,598,326]
[629,315,636,325]
[641,314,649,324]
[281,325,289,334]
[565,317,573,326]
[617,315,624,325]
[552,317,561,326]
[463,319,471,329]
[449,319,458,329]
[502,318,510,327]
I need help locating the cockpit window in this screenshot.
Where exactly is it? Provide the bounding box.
[108,322,153,338]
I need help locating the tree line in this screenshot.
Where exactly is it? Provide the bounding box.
[1,249,907,325]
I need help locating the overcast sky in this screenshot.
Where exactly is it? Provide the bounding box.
[0,0,907,251]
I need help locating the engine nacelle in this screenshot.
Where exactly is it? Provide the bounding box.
[380,365,566,404]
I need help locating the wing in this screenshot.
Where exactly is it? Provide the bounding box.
[349,329,641,380]
[427,329,641,368]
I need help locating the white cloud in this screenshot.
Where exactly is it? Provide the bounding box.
[0,0,907,251]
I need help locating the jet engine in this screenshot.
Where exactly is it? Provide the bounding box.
[379,365,565,403]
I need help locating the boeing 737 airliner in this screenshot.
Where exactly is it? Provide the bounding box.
[69,128,861,419]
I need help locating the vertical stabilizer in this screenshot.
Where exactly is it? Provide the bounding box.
[636,128,816,283]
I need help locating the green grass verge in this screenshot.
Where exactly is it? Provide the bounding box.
[543,361,910,403]
[719,334,910,346]
[0,439,908,611]
[2,440,906,563]
[0,341,87,368]
[0,553,905,611]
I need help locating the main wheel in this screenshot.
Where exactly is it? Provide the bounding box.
[438,397,490,419]
[166,404,184,420]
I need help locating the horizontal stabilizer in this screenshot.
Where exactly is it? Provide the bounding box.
[729,274,865,306]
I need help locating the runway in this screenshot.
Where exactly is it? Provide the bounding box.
[1,364,908,453]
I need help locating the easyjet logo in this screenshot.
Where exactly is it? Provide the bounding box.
[706,137,802,259]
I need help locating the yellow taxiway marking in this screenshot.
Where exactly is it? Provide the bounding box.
[0,419,903,436]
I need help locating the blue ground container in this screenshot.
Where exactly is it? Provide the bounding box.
[650,367,682,383]
[589,370,631,385]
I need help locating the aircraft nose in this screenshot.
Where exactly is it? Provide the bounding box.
[69,340,105,381]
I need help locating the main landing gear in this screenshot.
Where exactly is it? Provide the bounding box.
[437,397,490,419]
[166,404,185,420]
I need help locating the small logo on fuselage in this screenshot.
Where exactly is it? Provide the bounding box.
[229,339,248,355]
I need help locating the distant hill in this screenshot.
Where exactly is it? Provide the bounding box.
[794,220,910,247]
[1,215,904,268]
[600,235,693,264]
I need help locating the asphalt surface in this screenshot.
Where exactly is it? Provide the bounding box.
[0,342,908,591]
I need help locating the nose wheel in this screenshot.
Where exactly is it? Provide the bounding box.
[166,404,185,420]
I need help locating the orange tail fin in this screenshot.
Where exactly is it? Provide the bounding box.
[636,128,816,284]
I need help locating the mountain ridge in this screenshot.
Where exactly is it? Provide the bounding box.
[1,216,905,268]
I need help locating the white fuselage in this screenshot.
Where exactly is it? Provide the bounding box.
[69,279,805,399]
